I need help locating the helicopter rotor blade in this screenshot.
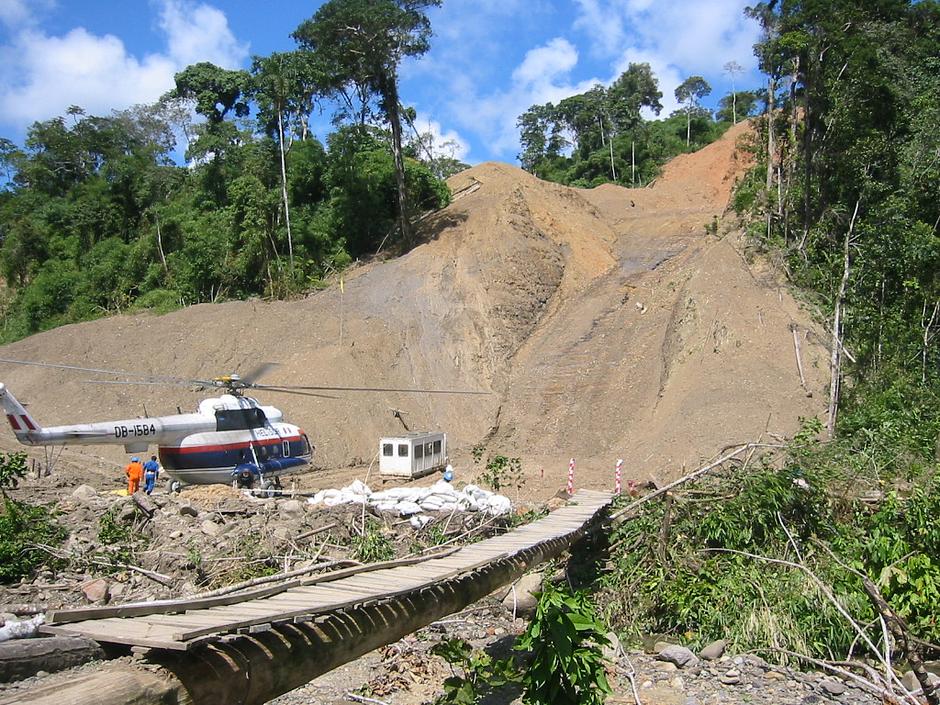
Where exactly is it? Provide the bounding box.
[252,383,489,395]
[0,357,195,386]
[249,386,339,400]
[239,362,280,386]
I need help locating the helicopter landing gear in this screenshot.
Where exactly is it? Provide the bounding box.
[260,477,280,498]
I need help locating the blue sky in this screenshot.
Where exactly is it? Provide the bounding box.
[0,0,764,165]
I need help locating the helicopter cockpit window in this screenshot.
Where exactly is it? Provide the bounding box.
[215,408,267,432]
[383,443,393,456]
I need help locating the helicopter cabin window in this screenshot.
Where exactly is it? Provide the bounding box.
[398,444,408,457]
[415,444,424,460]
[383,443,393,456]
[282,440,290,456]
[433,440,442,454]
[215,408,267,432]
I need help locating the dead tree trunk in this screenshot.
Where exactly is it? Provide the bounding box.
[826,200,859,439]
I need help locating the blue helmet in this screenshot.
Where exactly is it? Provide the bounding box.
[443,470,454,482]
[131,457,140,462]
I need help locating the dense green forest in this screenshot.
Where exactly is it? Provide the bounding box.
[0,0,457,342]
[515,65,761,187]
[600,0,940,674]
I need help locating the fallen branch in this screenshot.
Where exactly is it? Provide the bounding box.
[862,576,940,705]
[610,443,785,523]
[791,323,807,389]
[188,558,360,600]
[29,543,173,587]
[344,694,390,705]
[763,647,918,705]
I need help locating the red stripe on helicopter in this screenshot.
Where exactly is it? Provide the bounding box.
[6,414,20,431]
[163,436,303,455]
[22,416,36,431]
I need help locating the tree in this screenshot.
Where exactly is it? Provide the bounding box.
[723,60,745,123]
[675,75,712,146]
[252,52,325,269]
[293,0,442,247]
[716,90,760,123]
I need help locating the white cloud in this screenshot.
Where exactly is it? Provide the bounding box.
[573,0,761,78]
[159,0,246,69]
[0,0,53,30]
[0,0,247,129]
[447,38,601,161]
[414,119,470,162]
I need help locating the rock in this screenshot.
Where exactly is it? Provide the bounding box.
[699,639,726,661]
[657,644,699,669]
[763,670,786,681]
[108,582,126,602]
[602,632,621,662]
[655,661,679,673]
[179,504,199,518]
[924,660,940,677]
[71,485,97,501]
[901,671,919,692]
[653,640,674,653]
[501,572,542,617]
[81,578,109,603]
[200,520,222,537]
[272,526,290,542]
[669,676,686,691]
[118,502,136,522]
[169,530,183,539]
[279,500,304,518]
[820,679,847,695]
[719,668,740,685]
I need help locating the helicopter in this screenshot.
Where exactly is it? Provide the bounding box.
[0,358,485,494]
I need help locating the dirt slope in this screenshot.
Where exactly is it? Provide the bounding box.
[0,121,828,497]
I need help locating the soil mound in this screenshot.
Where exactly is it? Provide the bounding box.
[0,121,826,497]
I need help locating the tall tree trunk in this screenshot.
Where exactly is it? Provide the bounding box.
[631,139,636,186]
[827,200,859,439]
[686,105,691,146]
[154,214,168,275]
[384,76,411,245]
[277,107,294,269]
[766,75,776,240]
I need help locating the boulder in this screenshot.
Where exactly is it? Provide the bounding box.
[501,572,543,617]
[71,485,97,501]
[179,504,199,518]
[699,639,726,661]
[657,644,699,669]
[80,578,109,603]
[279,500,304,518]
[200,520,222,537]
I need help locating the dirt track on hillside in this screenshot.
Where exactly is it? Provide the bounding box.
[0,121,828,499]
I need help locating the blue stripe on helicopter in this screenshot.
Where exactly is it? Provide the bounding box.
[160,439,308,471]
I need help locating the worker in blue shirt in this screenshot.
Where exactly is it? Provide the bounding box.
[143,455,160,494]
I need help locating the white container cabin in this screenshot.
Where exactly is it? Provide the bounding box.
[379,432,447,479]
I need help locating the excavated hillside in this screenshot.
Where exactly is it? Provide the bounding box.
[0,121,828,497]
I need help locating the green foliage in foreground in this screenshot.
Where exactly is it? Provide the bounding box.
[433,582,611,705]
[601,424,940,662]
[0,451,65,583]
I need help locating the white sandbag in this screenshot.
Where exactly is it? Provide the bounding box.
[0,614,44,642]
[397,501,423,517]
[409,514,432,529]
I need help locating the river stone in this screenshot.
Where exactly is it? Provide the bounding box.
[279,500,304,518]
[200,520,222,537]
[179,504,199,517]
[81,578,109,603]
[699,639,726,661]
[657,644,699,669]
[501,572,542,617]
[821,679,847,695]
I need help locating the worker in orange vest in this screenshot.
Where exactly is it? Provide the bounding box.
[124,456,144,494]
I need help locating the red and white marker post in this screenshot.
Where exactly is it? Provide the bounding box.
[614,458,623,494]
[566,458,575,495]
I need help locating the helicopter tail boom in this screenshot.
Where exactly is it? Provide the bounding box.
[0,383,44,445]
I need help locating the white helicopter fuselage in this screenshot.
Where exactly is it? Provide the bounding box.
[0,384,313,486]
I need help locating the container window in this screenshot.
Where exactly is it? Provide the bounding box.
[433,440,442,453]
[383,443,393,456]
[426,443,433,456]
[398,444,409,457]
[415,444,424,459]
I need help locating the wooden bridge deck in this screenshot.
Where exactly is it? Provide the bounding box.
[41,489,613,651]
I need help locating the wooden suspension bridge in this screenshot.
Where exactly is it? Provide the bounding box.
[10,488,613,705]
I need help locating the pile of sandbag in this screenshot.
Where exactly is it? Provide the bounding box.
[307,479,512,526]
